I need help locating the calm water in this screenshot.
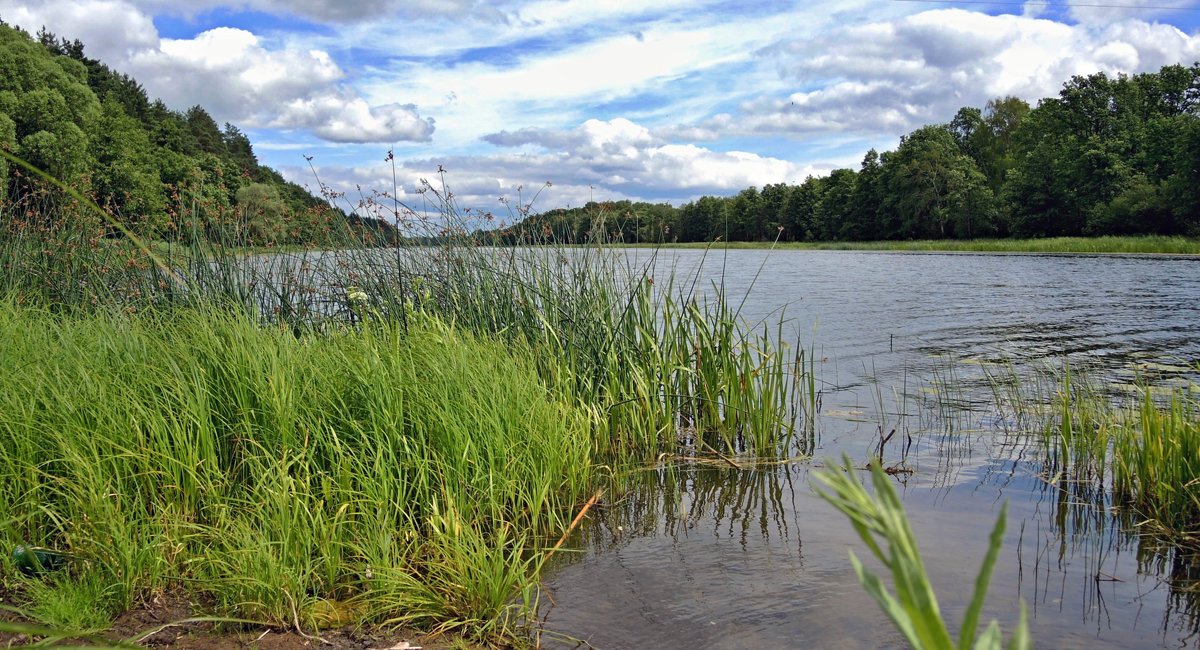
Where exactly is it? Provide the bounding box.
[539,250,1200,649]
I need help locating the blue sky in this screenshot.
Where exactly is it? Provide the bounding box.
[2,0,1199,214]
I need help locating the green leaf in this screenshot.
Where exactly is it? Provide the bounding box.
[972,620,1002,650]
[1005,602,1032,650]
[958,503,1008,650]
[849,550,920,648]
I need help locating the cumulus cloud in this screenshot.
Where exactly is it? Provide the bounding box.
[1068,0,1197,26]
[281,98,434,143]
[483,118,813,193]
[482,126,589,151]
[0,0,436,143]
[122,26,435,142]
[677,9,1200,140]
[0,0,159,55]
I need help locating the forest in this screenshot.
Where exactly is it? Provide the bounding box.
[3,16,1199,248]
[0,20,362,246]
[492,63,1200,245]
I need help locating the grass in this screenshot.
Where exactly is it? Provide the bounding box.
[1041,368,1200,544]
[624,235,1200,255]
[813,457,1031,650]
[923,357,1200,548]
[0,302,596,643]
[0,166,812,643]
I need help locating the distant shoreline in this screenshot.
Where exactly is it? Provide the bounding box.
[608,235,1200,256]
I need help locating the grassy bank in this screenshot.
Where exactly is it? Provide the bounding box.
[621,235,1200,255]
[0,303,598,642]
[0,176,812,644]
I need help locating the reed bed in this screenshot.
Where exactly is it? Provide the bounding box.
[978,363,1200,546]
[0,170,811,643]
[0,302,595,641]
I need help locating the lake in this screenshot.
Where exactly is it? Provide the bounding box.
[537,249,1200,649]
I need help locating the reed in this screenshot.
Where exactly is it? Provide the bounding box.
[1112,389,1200,541]
[0,163,810,642]
[976,362,1200,545]
[0,302,597,643]
[813,457,1031,650]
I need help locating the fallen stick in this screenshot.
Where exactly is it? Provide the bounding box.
[544,489,604,563]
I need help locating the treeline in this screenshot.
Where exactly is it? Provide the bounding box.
[493,62,1200,244]
[0,20,354,246]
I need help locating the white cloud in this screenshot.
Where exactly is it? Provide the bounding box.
[124,26,435,142]
[0,0,159,54]
[1068,0,1197,26]
[353,9,802,151]
[482,118,814,192]
[676,9,1200,140]
[123,0,510,23]
[280,97,434,143]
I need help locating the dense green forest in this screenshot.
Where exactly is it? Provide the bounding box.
[493,62,1200,245]
[0,20,368,246]
[3,15,1197,249]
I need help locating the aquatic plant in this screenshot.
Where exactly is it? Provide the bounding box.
[0,154,810,643]
[813,456,1031,650]
[0,303,597,643]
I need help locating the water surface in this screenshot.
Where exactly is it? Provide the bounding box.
[540,250,1200,649]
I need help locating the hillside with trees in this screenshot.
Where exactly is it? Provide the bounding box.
[0,20,355,246]
[492,62,1200,245]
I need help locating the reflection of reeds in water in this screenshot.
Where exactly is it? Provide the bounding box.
[564,462,806,555]
[952,360,1200,638]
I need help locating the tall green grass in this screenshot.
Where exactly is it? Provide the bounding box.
[3,171,810,460]
[0,166,811,642]
[1053,378,1200,543]
[0,302,595,642]
[814,457,1031,650]
[1114,390,1200,539]
[978,362,1200,544]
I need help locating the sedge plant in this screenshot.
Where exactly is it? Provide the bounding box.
[813,456,1031,650]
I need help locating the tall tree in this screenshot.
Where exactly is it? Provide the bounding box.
[90,96,164,233]
[842,149,885,240]
[0,25,99,200]
[185,105,224,156]
[816,169,856,240]
[883,126,993,238]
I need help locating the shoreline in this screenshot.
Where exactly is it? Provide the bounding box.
[606,235,1200,256]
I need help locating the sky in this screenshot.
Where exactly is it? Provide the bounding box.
[1,0,1199,218]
